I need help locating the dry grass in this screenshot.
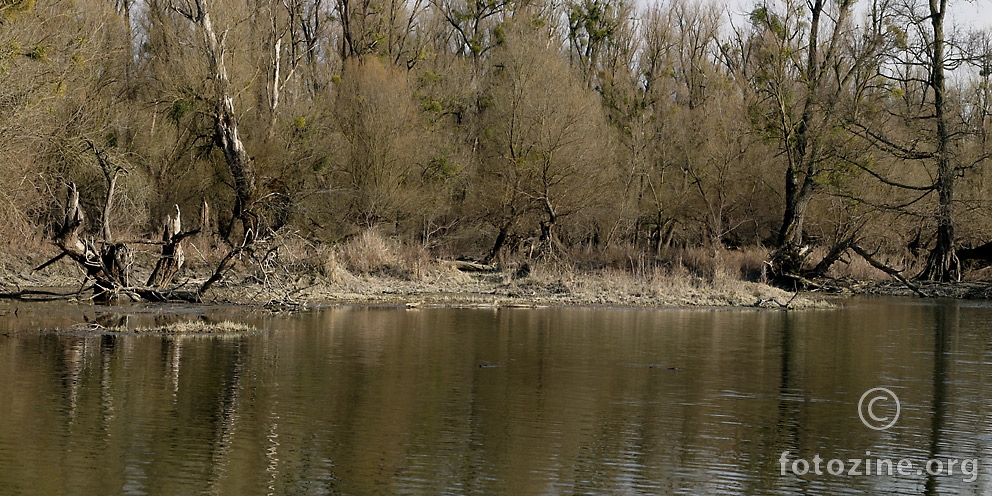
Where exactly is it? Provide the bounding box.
[317,248,360,284]
[505,260,824,308]
[338,229,405,274]
[131,320,256,334]
[335,229,435,280]
[570,243,770,283]
[671,247,769,282]
[69,320,257,334]
[506,248,823,308]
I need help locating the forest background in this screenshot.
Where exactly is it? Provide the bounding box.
[4,0,992,292]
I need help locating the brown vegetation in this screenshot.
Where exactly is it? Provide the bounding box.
[2,0,992,302]
[68,320,257,335]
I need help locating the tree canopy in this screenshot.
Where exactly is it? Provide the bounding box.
[3,0,992,284]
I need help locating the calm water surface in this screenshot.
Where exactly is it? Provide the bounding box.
[1,298,991,495]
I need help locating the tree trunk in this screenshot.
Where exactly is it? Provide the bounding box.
[148,201,208,289]
[917,0,959,282]
[187,0,259,244]
[538,197,558,255]
[773,181,814,277]
[268,36,282,139]
[97,243,133,299]
[176,0,260,296]
[216,95,259,244]
[486,224,509,264]
[919,218,959,282]
[919,158,959,282]
[768,0,824,281]
[117,0,134,90]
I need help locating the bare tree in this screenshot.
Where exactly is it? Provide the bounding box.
[731,0,884,279]
[332,58,426,229]
[851,0,972,281]
[917,0,958,281]
[333,0,427,65]
[477,26,611,260]
[429,0,514,64]
[565,0,635,88]
[172,0,259,246]
[639,0,760,250]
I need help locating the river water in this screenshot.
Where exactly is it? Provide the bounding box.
[0,298,990,495]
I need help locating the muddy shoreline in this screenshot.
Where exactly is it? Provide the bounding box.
[798,278,992,300]
[6,249,992,312]
[3,257,831,310]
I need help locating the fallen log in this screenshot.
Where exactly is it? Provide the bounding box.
[0,288,91,301]
[134,288,202,303]
[33,252,67,272]
[850,243,927,298]
[958,241,992,268]
[447,260,499,272]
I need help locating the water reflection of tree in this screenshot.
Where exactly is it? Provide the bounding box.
[771,312,809,493]
[59,335,87,423]
[924,302,954,495]
[205,336,246,494]
[100,334,119,430]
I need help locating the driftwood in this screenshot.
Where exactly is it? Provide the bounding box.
[0,288,93,301]
[755,287,803,308]
[780,273,823,290]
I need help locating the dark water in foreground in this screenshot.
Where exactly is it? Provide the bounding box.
[1,298,991,495]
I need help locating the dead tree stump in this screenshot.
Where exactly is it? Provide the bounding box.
[147,203,205,289]
[53,183,132,301]
[48,183,209,301]
[147,205,185,288]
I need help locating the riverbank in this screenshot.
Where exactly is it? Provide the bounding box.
[207,267,829,309]
[11,234,992,309]
[0,246,830,310]
[806,277,992,300]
